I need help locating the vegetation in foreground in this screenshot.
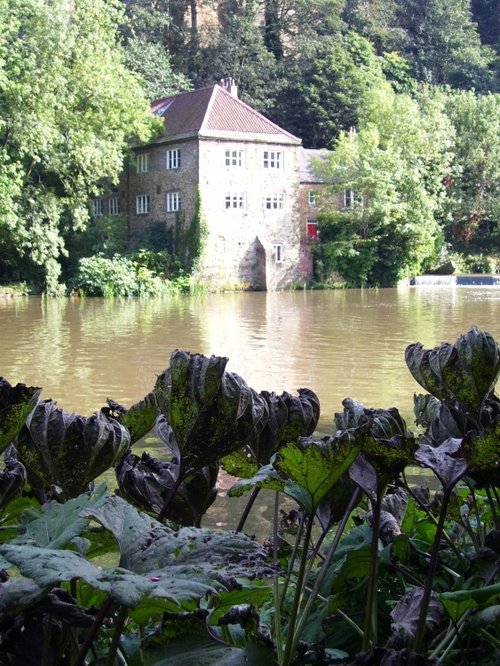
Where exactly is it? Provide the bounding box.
[0,326,499,665]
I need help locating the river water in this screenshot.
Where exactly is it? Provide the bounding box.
[1,287,499,533]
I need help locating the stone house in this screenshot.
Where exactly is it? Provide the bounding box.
[94,79,325,290]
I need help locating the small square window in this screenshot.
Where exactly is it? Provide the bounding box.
[265,193,285,210]
[136,153,149,174]
[225,193,245,209]
[263,151,282,169]
[136,194,150,214]
[343,190,364,208]
[166,149,180,170]
[225,149,243,166]
[166,191,180,212]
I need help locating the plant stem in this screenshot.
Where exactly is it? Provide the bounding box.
[273,491,284,661]
[235,486,261,532]
[282,511,315,666]
[105,605,128,666]
[470,488,484,547]
[362,491,381,650]
[290,488,362,659]
[280,510,305,610]
[413,487,452,653]
[157,466,184,522]
[76,596,113,666]
[485,487,499,528]
[42,615,52,666]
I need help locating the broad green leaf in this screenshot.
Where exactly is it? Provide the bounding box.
[0,378,41,454]
[470,605,500,627]
[221,447,260,479]
[228,463,285,498]
[12,484,108,549]
[82,495,270,579]
[103,391,158,444]
[15,400,130,500]
[210,586,272,625]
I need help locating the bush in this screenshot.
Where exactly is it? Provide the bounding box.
[73,254,174,297]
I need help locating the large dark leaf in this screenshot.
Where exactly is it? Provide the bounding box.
[389,588,443,645]
[102,391,158,444]
[116,452,218,526]
[0,378,41,454]
[405,327,500,418]
[154,350,268,472]
[0,457,26,510]
[336,399,416,480]
[15,400,130,500]
[414,438,468,490]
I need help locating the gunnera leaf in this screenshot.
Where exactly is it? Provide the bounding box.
[102,391,158,444]
[0,457,27,510]
[413,393,441,429]
[414,438,468,490]
[154,350,268,472]
[116,452,218,526]
[405,327,500,418]
[15,401,130,500]
[0,378,41,454]
[390,588,443,646]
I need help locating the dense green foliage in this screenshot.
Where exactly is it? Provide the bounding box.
[0,0,159,294]
[0,328,499,664]
[0,0,498,290]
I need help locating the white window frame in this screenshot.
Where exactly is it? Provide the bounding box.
[263,150,282,169]
[136,153,149,174]
[273,244,284,263]
[92,198,103,217]
[136,194,150,215]
[343,189,364,208]
[225,193,245,209]
[109,197,119,216]
[166,191,181,213]
[225,149,243,167]
[265,193,285,210]
[166,148,180,170]
[308,189,317,206]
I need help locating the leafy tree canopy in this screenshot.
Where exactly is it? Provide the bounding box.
[0,0,160,293]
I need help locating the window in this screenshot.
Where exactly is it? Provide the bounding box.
[136,153,149,173]
[307,219,318,241]
[225,149,243,167]
[166,191,180,212]
[166,148,180,170]
[92,198,103,217]
[308,190,317,206]
[273,244,283,262]
[109,197,119,216]
[263,151,282,169]
[225,193,245,209]
[265,193,285,210]
[343,190,364,208]
[136,194,150,214]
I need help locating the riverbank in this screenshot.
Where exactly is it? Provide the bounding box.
[410,274,500,287]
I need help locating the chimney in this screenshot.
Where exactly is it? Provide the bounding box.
[220,77,238,98]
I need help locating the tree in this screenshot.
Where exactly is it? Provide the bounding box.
[314,84,454,286]
[442,89,500,245]
[0,0,159,293]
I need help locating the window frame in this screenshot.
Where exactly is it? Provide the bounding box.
[308,189,317,206]
[224,193,245,209]
[265,193,285,210]
[136,194,150,215]
[343,189,364,208]
[225,148,243,167]
[136,153,149,174]
[166,148,181,170]
[109,197,120,216]
[166,191,181,213]
[273,244,284,263]
[263,150,282,169]
[92,198,103,217]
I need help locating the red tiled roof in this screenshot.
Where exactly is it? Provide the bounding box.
[151,84,300,144]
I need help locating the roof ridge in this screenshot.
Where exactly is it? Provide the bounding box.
[212,86,301,142]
